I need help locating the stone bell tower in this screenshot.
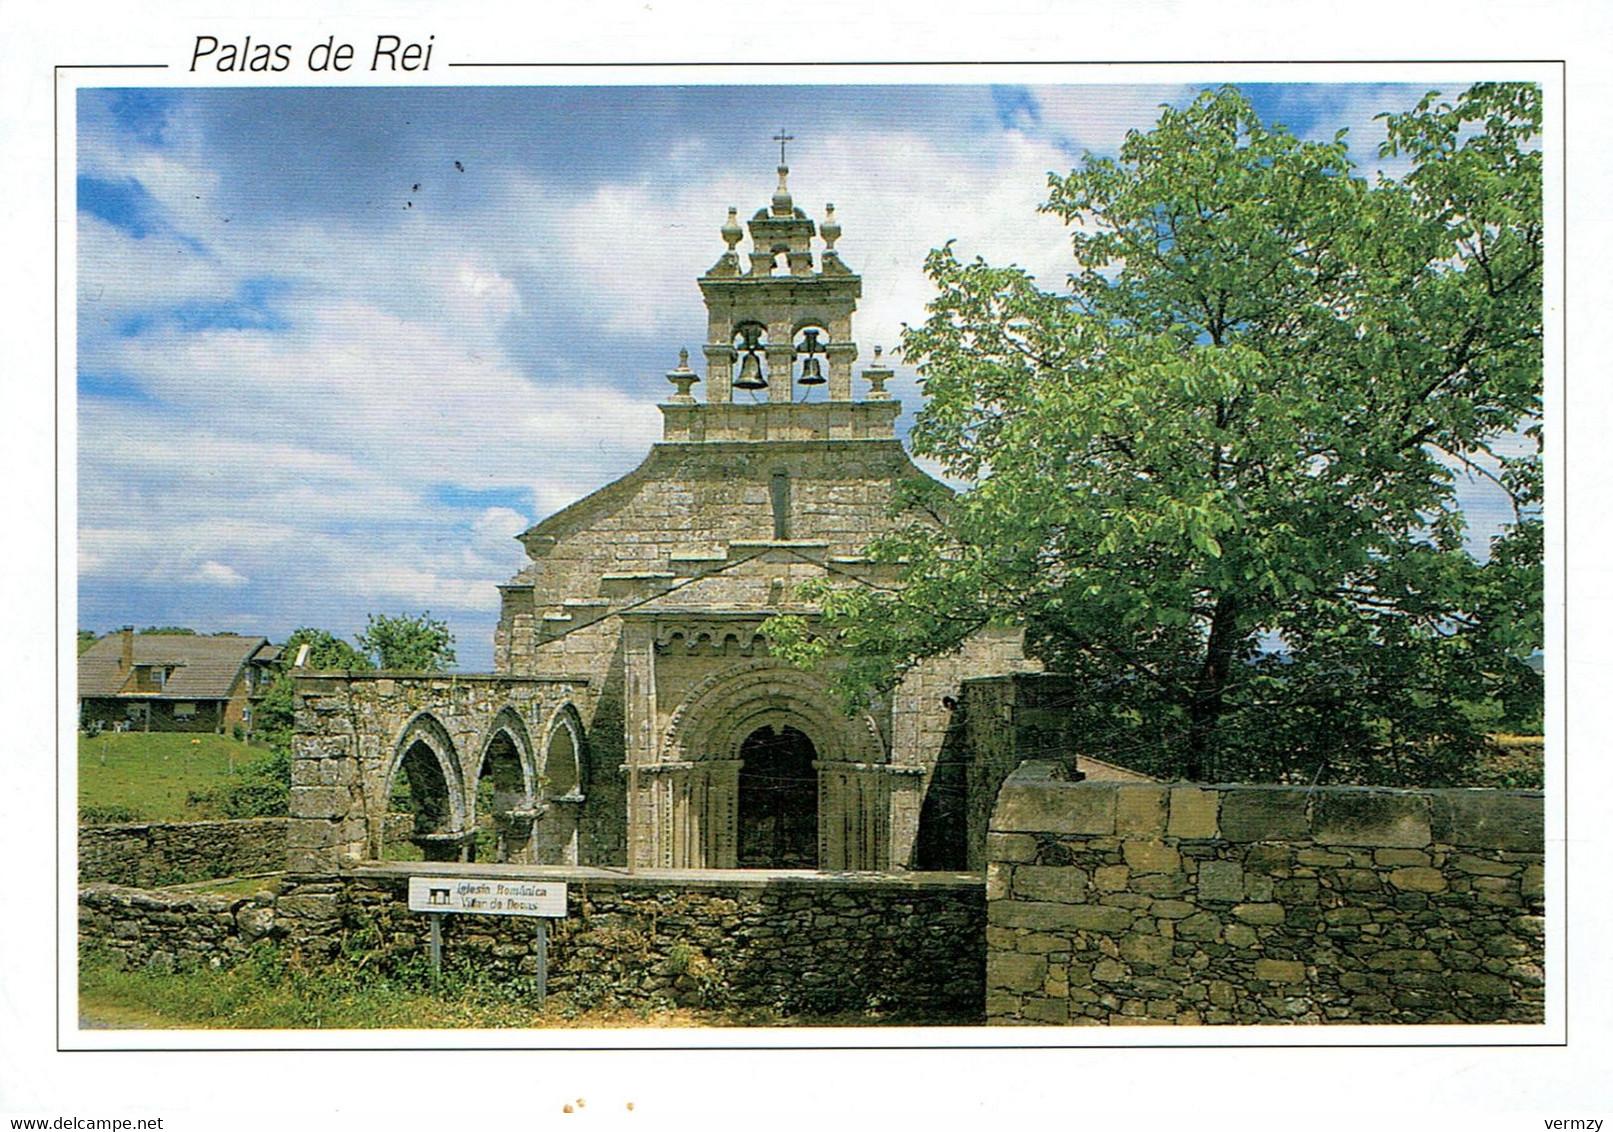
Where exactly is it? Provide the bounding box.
[661,143,897,443]
[492,146,1032,873]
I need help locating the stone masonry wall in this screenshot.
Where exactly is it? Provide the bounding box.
[986,767,1545,1025]
[78,819,288,887]
[279,863,985,1019]
[79,883,281,972]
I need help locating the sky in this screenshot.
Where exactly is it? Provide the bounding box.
[75,80,1515,671]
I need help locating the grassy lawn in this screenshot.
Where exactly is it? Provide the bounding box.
[79,731,262,823]
[77,947,925,1029]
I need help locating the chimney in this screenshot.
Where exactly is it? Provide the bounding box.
[119,626,135,670]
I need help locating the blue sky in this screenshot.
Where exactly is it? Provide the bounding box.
[76,81,1516,670]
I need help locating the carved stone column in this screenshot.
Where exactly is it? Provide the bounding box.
[629,759,741,868]
[622,619,658,871]
[815,761,926,870]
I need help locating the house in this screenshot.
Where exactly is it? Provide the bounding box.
[78,628,280,734]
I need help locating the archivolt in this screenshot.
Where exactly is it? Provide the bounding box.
[662,659,884,765]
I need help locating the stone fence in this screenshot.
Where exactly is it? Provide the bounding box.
[278,863,984,1019]
[78,883,281,972]
[985,765,1545,1025]
[78,819,289,887]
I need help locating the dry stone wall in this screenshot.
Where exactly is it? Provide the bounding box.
[986,767,1545,1025]
[279,864,984,1020]
[78,883,281,972]
[78,818,288,887]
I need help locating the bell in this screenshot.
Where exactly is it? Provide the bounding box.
[734,350,767,390]
[798,356,825,385]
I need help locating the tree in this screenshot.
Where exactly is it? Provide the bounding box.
[773,84,1542,786]
[280,626,374,672]
[358,611,457,671]
[252,626,374,740]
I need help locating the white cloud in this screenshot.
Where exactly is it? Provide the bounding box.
[1027,83,1202,156]
[190,560,248,587]
[349,564,502,612]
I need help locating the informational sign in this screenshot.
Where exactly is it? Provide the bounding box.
[408,876,567,918]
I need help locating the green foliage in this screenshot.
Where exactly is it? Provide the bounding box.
[358,611,457,671]
[138,626,199,635]
[78,630,99,655]
[251,625,374,746]
[196,747,291,818]
[79,803,137,825]
[280,626,374,672]
[78,943,714,1029]
[775,85,1543,786]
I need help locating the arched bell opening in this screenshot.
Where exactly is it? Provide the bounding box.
[792,325,828,400]
[732,321,769,399]
[737,725,819,868]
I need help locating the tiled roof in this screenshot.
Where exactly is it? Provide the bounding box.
[78,633,273,701]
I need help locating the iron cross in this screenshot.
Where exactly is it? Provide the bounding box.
[773,128,794,165]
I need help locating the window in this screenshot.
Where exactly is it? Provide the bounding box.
[174,703,196,718]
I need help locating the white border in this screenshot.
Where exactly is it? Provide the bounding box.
[6,1,1607,1124]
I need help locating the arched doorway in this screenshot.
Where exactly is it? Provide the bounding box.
[737,725,818,868]
[650,658,895,870]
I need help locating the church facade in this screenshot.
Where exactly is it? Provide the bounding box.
[493,160,1034,872]
[291,160,1034,877]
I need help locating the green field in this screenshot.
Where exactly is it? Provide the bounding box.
[78,732,264,823]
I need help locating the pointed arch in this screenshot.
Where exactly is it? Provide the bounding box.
[531,701,589,865]
[475,705,538,809]
[541,702,587,801]
[468,705,540,863]
[384,711,470,861]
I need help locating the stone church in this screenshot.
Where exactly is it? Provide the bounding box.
[291,158,1043,878]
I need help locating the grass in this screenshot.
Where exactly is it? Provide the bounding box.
[77,946,926,1030]
[159,874,284,898]
[79,731,262,823]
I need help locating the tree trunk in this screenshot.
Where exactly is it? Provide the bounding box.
[1185,593,1239,781]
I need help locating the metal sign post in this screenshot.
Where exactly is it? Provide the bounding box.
[535,919,548,1008]
[428,912,443,981]
[409,876,568,1002]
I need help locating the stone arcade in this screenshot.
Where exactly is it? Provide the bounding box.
[288,158,1037,878]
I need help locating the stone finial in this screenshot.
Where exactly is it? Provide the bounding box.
[821,203,841,252]
[721,207,743,251]
[666,347,700,403]
[862,344,893,399]
[772,164,793,217]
